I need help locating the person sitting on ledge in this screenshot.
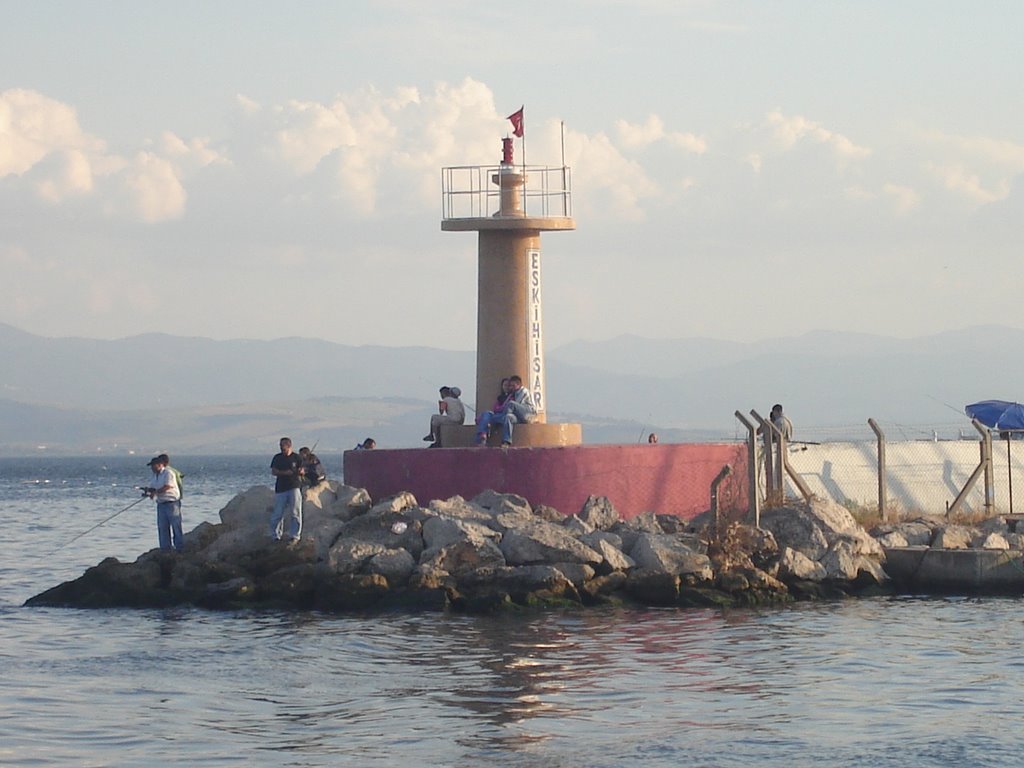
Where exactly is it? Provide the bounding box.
[355,437,376,450]
[474,374,536,447]
[423,386,466,447]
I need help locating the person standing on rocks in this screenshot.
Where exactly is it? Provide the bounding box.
[270,437,304,543]
[143,454,183,551]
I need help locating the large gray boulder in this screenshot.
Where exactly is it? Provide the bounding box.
[630,533,712,579]
[421,515,500,554]
[336,509,426,561]
[578,496,619,531]
[498,519,602,566]
[471,490,532,517]
[776,547,827,582]
[874,519,934,546]
[562,514,595,537]
[579,530,624,551]
[366,548,417,586]
[219,485,273,530]
[592,538,635,572]
[426,496,501,531]
[420,538,506,575]
[932,525,973,550]
[819,540,860,580]
[611,512,663,553]
[973,531,1010,550]
[762,498,882,561]
[326,540,388,575]
[370,491,419,514]
[757,507,827,561]
[456,565,580,603]
[874,531,909,548]
[200,525,269,563]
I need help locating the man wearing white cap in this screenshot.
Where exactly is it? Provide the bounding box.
[143,454,183,551]
[423,386,466,447]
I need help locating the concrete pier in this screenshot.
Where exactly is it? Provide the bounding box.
[884,546,1024,593]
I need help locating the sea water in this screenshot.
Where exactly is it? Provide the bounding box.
[1,455,1022,767]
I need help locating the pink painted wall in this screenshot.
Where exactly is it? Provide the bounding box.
[343,443,749,520]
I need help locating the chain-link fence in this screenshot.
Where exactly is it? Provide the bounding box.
[744,419,1023,519]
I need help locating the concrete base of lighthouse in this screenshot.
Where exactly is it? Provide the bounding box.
[343,442,749,522]
[439,423,582,448]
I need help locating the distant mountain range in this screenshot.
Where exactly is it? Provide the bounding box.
[1,322,1020,454]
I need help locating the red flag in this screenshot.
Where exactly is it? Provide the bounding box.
[506,106,524,138]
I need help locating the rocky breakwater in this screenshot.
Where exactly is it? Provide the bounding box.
[27,484,891,613]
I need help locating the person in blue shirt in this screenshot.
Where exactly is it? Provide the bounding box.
[474,374,536,446]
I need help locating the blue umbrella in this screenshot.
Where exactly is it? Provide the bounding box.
[964,400,1024,431]
[965,400,1024,513]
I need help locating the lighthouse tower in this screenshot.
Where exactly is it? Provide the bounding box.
[440,137,581,447]
[344,135,749,523]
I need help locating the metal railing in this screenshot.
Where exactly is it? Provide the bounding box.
[441,164,572,220]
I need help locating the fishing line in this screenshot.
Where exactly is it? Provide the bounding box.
[51,494,149,554]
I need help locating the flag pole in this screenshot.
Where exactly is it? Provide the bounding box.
[506,106,526,214]
[520,108,527,215]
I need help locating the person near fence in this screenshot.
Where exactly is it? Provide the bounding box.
[770,404,793,440]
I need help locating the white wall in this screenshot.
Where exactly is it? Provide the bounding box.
[779,439,1024,517]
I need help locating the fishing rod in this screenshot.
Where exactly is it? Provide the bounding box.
[51,492,149,554]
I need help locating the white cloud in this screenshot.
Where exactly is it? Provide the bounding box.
[920,131,1024,206]
[0,88,218,221]
[765,109,871,161]
[567,130,658,221]
[615,114,707,154]
[881,183,920,215]
[928,163,1009,205]
[30,149,94,202]
[234,93,261,115]
[0,88,104,175]
[156,131,226,171]
[120,152,188,222]
[844,182,921,216]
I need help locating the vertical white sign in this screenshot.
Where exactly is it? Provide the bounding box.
[527,248,545,415]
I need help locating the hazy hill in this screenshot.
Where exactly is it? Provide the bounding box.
[2,322,1021,453]
[0,322,475,409]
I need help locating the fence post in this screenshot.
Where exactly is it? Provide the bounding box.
[947,419,993,518]
[734,411,760,527]
[776,424,814,503]
[710,464,733,540]
[983,428,993,516]
[868,418,887,521]
[750,409,777,504]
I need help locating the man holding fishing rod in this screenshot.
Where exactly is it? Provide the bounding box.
[269,437,304,543]
[142,454,184,551]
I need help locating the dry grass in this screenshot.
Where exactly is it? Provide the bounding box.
[840,498,998,528]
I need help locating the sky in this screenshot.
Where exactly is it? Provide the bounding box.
[2,1,1023,351]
